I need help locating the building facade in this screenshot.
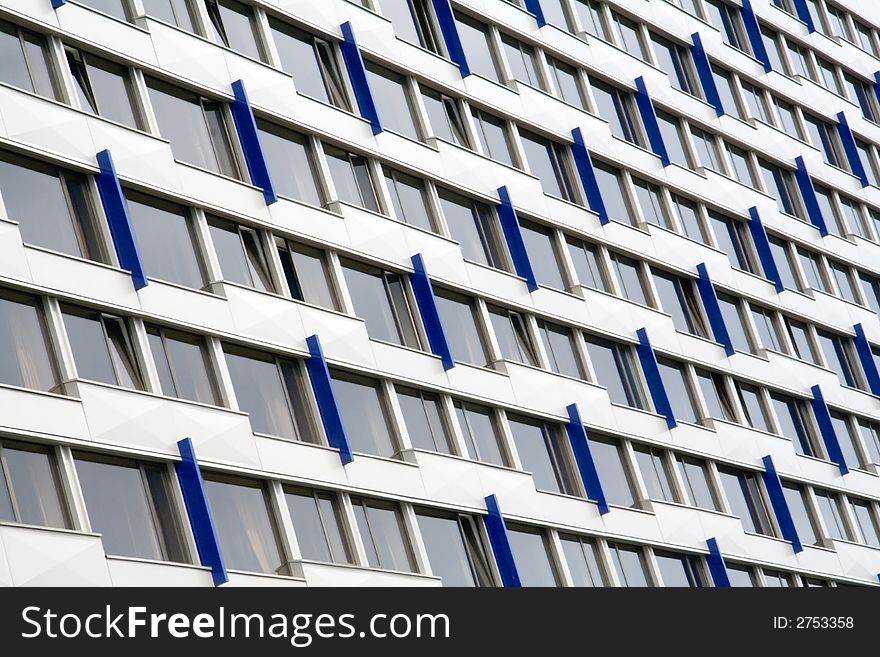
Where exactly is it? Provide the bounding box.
[0,0,878,587]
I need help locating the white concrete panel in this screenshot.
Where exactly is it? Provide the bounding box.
[0,222,33,284]
[0,386,88,441]
[0,87,95,162]
[25,247,136,310]
[106,557,214,587]
[300,561,441,587]
[225,571,308,587]
[1,526,111,587]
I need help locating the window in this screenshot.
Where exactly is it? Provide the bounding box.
[330,370,396,458]
[539,0,569,28]
[817,330,861,388]
[202,474,285,575]
[704,0,749,52]
[488,305,538,366]
[506,524,559,586]
[814,489,850,540]
[379,0,441,53]
[656,111,690,167]
[610,253,648,305]
[144,0,197,31]
[762,570,793,587]
[364,62,419,140]
[612,12,646,60]
[208,217,274,292]
[77,0,131,21]
[416,510,493,587]
[508,415,578,495]
[0,440,67,528]
[547,57,586,110]
[717,467,774,536]
[62,305,142,390]
[695,368,735,422]
[781,482,819,545]
[803,114,847,170]
[584,335,647,409]
[838,196,866,238]
[632,177,666,227]
[203,0,264,60]
[383,167,433,231]
[717,294,750,353]
[0,289,58,392]
[736,381,771,432]
[147,325,217,405]
[0,19,59,99]
[815,56,842,95]
[608,542,650,586]
[828,261,857,303]
[256,121,323,206]
[269,19,350,110]
[798,247,830,293]
[0,151,105,262]
[671,194,705,243]
[589,77,643,146]
[420,86,470,147]
[750,304,783,352]
[634,445,674,502]
[655,551,704,587]
[690,127,722,171]
[560,534,606,586]
[453,12,501,82]
[712,66,742,119]
[676,455,718,510]
[518,130,577,201]
[471,109,515,167]
[224,345,316,442]
[567,237,608,291]
[537,320,583,379]
[857,418,880,465]
[854,19,878,56]
[454,400,507,466]
[767,236,799,290]
[859,272,880,315]
[658,358,700,424]
[125,192,205,289]
[785,40,814,80]
[501,34,543,89]
[285,487,352,564]
[773,97,801,138]
[438,188,507,269]
[341,260,420,349]
[593,161,635,225]
[324,146,379,212]
[396,386,453,454]
[741,82,771,124]
[519,221,565,289]
[588,436,635,506]
[849,498,880,547]
[785,317,818,364]
[146,78,239,178]
[727,564,757,587]
[770,392,817,457]
[434,289,490,367]
[843,73,880,123]
[725,143,756,187]
[352,497,414,572]
[760,26,785,72]
[74,454,185,562]
[275,239,338,310]
[574,0,607,39]
[759,160,803,219]
[65,47,140,129]
[652,270,708,338]
[650,33,699,96]
[709,211,757,273]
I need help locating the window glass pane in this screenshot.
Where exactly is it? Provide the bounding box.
[341,261,418,348]
[364,62,419,139]
[588,437,634,506]
[658,359,699,424]
[575,0,606,38]
[560,535,605,587]
[502,35,541,88]
[781,483,819,545]
[143,0,196,31]
[277,240,337,310]
[830,412,861,469]
[331,371,396,458]
[453,12,500,82]
[850,499,880,547]
[593,162,634,225]
[455,402,505,466]
[384,167,432,231]
[815,491,848,540]
[613,12,646,59]
[717,295,750,352]
[416,512,491,587]
[672,195,705,243]
[62,307,117,385]
[695,369,734,422]
[718,468,773,535]
[736,382,771,432]
[285,488,351,563]
[786,319,818,364]
[751,306,782,352]
[539,321,583,379]
[76,52,139,128]
[208,0,262,60]
[0,290,57,392]
[396,386,452,454]
[830,262,857,303]
[324,147,379,212]
[676,455,717,510]
[488,306,537,366]
[257,122,323,205]
[609,543,650,586]
[727,565,756,587]
[611,253,648,305]
[421,87,469,147]
[125,192,204,289]
[508,416,576,495]
[817,331,858,387]
[439,188,506,269]
[208,219,273,292]
[548,57,585,109]
[2,444,66,527]
[858,419,880,464]
[472,109,514,167]
[712,66,741,119]
[203,476,284,574]
[270,20,349,110]
[0,22,42,94]
[434,290,489,367]
[147,327,217,405]
[769,393,814,456]
[656,112,689,166]
[652,271,705,337]
[519,130,574,200]
[634,446,674,502]
[520,221,565,289]
[632,177,665,227]
[584,336,646,410]
[567,238,607,291]
[507,525,559,586]
[655,552,703,587]
[352,497,414,572]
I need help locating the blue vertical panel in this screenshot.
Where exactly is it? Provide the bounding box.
[176,438,228,586]
[230,80,277,205]
[524,0,546,26]
[691,33,724,116]
[741,0,772,72]
[431,0,470,77]
[484,495,521,587]
[497,186,538,291]
[51,0,65,7]
[705,538,731,588]
[835,112,869,187]
[410,254,454,370]
[305,335,355,465]
[634,77,670,166]
[853,323,880,396]
[570,128,609,224]
[794,156,828,236]
[792,0,816,32]
[874,73,880,112]
[339,22,382,135]
[636,328,676,429]
[696,263,735,356]
[810,385,849,475]
[747,207,784,292]
[761,455,803,553]
[95,150,148,290]
[564,404,610,515]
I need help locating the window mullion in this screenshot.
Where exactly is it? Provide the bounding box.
[268,479,303,576]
